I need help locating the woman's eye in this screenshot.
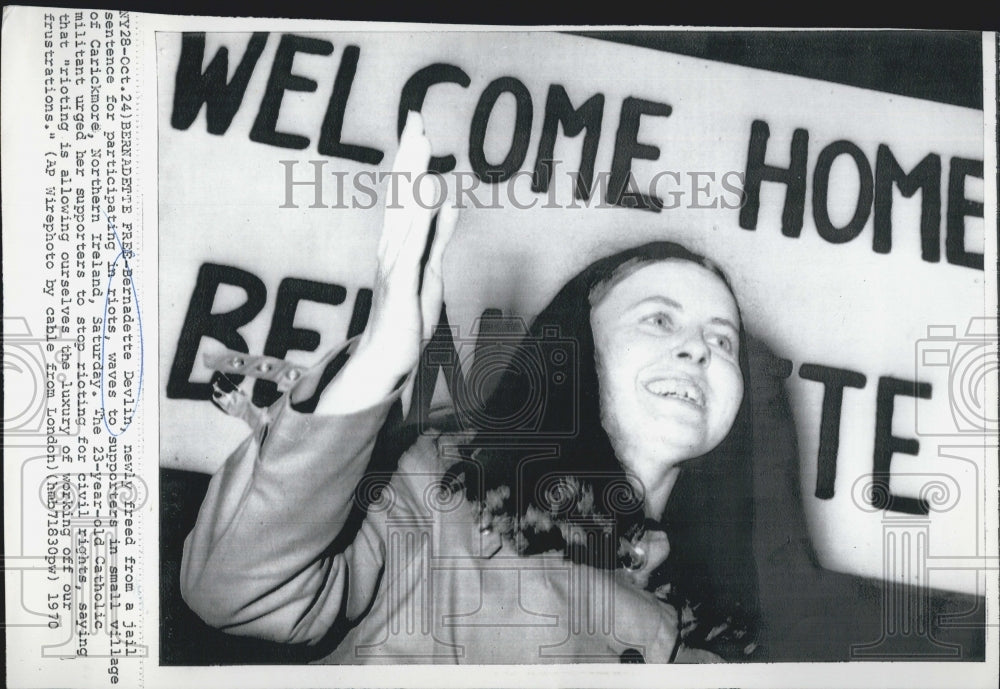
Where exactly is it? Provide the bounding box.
[709,333,735,354]
[642,313,674,330]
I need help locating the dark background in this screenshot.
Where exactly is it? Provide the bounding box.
[6,0,998,31]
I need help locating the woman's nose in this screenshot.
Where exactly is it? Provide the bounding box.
[672,331,709,365]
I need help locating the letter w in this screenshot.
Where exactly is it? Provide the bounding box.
[170,32,269,134]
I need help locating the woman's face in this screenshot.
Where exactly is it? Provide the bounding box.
[591,260,744,475]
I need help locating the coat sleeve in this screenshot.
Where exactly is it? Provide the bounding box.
[179,345,403,646]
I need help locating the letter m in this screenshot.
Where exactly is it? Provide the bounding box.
[170,32,269,134]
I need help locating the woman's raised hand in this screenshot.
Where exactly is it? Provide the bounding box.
[313,112,458,415]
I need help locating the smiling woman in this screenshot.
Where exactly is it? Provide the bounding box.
[180,114,759,663]
[441,241,759,656]
[592,259,745,517]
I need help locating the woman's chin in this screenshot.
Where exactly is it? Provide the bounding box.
[647,422,711,461]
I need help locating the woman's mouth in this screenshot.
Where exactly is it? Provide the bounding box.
[643,377,706,408]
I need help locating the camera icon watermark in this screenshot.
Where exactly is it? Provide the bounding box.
[415,315,578,438]
[3,316,82,445]
[914,317,998,436]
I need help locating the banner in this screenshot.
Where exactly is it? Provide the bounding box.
[158,31,990,593]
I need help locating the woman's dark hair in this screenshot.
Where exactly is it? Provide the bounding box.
[441,240,760,656]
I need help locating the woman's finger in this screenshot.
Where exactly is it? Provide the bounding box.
[419,202,458,340]
[381,113,431,269]
[378,118,416,260]
[418,233,444,341]
[393,171,442,287]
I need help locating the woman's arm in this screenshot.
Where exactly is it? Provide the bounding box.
[179,112,457,645]
[178,364,401,644]
[313,112,457,417]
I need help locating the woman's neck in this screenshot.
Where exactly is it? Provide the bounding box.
[630,464,682,519]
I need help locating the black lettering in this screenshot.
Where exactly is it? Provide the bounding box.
[531,85,604,201]
[469,77,533,183]
[873,376,933,515]
[170,32,268,134]
[249,34,333,150]
[799,364,867,499]
[608,97,672,211]
[740,120,809,237]
[317,45,384,165]
[397,63,471,173]
[812,140,874,244]
[946,157,984,270]
[873,146,941,261]
[347,288,373,339]
[167,263,266,399]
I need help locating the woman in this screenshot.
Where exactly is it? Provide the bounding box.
[438,240,760,658]
[180,113,759,663]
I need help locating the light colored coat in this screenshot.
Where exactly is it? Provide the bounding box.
[181,347,702,664]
